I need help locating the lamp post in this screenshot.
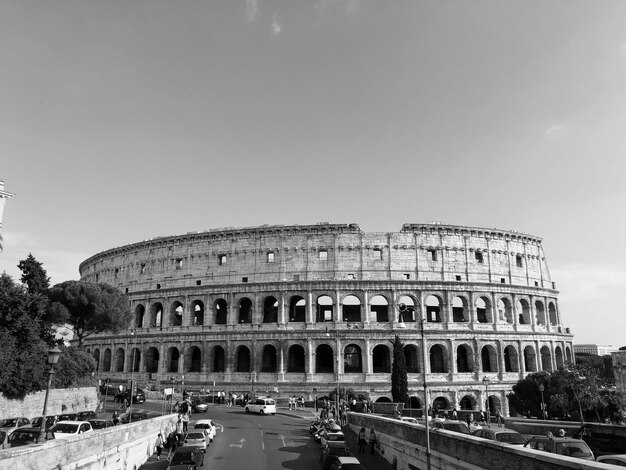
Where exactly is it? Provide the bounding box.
[326,327,341,413]
[419,317,431,470]
[38,346,62,443]
[313,387,318,413]
[482,376,491,427]
[129,330,137,423]
[539,383,546,420]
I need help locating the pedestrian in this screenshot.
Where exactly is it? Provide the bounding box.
[166,431,178,460]
[369,429,377,455]
[175,417,184,443]
[466,413,474,429]
[393,405,401,419]
[112,410,119,426]
[451,408,458,420]
[495,409,502,427]
[155,433,163,461]
[358,427,367,454]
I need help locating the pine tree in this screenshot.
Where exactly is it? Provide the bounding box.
[391,335,409,405]
[18,253,50,294]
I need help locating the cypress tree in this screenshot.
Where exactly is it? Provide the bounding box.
[391,335,409,405]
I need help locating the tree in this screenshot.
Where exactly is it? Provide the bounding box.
[390,335,409,405]
[53,346,96,388]
[18,253,50,294]
[48,281,131,348]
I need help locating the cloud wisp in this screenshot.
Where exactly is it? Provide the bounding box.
[246,0,259,22]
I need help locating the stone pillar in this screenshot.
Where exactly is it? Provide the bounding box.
[307,291,315,325]
[511,293,519,328]
[279,294,286,326]
[363,291,369,324]
[491,292,500,323]
[307,339,315,376]
[228,293,236,326]
[335,290,341,322]
[364,339,372,375]
[529,295,537,330]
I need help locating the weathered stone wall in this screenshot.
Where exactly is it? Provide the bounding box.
[0,387,99,421]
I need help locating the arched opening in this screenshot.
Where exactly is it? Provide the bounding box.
[93,349,100,371]
[150,302,163,328]
[369,295,389,323]
[170,301,183,327]
[262,296,278,323]
[430,344,447,373]
[344,344,362,373]
[476,297,492,323]
[548,302,557,326]
[191,300,204,326]
[213,346,225,372]
[487,395,501,416]
[498,298,513,324]
[524,346,537,372]
[215,299,228,325]
[129,348,140,373]
[452,296,467,322]
[535,301,546,326]
[459,395,475,410]
[540,346,552,372]
[425,295,442,322]
[135,304,145,328]
[236,346,251,372]
[397,295,416,322]
[167,347,180,373]
[456,345,472,373]
[504,345,519,372]
[555,346,564,369]
[433,396,450,412]
[317,295,334,322]
[287,344,305,372]
[408,396,422,409]
[315,344,334,373]
[261,345,277,372]
[115,348,125,372]
[289,296,306,322]
[372,344,391,373]
[565,347,573,364]
[185,346,202,372]
[145,347,159,373]
[376,397,392,403]
[342,295,361,322]
[518,299,531,325]
[404,345,420,373]
[238,298,252,324]
[481,345,497,373]
[103,348,112,372]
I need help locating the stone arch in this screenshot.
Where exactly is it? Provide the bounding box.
[397,295,417,322]
[475,296,492,323]
[315,344,334,373]
[375,396,392,403]
[540,346,552,372]
[524,345,537,372]
[317,295,334,322]
[456,344,473,373]
[535,300,546,326]
[425,295,442,322]
[341,294,361,322]
[404,344,420,373]
[93,349,100,370]
[408,396,422,409]
[261,344,278,372]
[517,299,531,325]
[185,346,202,373]
[548,302,557,326]
[344,344,362,373]
[452,296,468,322]
[459,395,476,410]
[487,395,501,416]
[504,345,519,372]
[262,296,279,323]
[214,298,228,325]
[430,344,448,373]
[135,304,145,328]
[235,345,251,372]
[372,344,391,373]
[115,347,125,372]
[129,348,140,373]
[213,346,225,372]
[287,344,305,372]
[238,297,252,324]
[167,347,180,373]
[191,300,204,326]
[170,301,184,327]
[498,298,513,324]
[565,346,573,364]
[369,295,389,323]
[433,396,450,411]
[555,345,564,369]
[481,345,498,373]
[145,347,159,373]
[288,295,306,322]
[150,302,163,328]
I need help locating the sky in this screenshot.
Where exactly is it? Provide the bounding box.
[1,0,625,347]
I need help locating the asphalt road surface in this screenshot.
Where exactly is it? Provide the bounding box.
[139,404,321,470]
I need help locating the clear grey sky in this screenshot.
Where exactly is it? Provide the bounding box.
[1,1,625,347]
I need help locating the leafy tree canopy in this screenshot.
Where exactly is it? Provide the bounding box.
[18,253,50,294]
[48,281,131,348]
[391,335,409,405]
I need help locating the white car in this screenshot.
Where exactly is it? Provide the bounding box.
[399,417,418,424]
[245,398,276,415]
[194,419,216,441]
[183,430,209,452]
[596,455,626,466]
[50,421,93,439]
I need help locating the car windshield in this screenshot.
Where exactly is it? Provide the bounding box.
[171,451,194,464]
[186,433,204,439]
[496,433,526,445]
[557,442,593,458]
[52,423,79,433]
[194,423,210,428]
[0,419,18,427]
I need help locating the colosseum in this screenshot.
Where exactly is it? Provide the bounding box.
[79,222,574,416]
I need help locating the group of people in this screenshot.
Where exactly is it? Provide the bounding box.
[357,427,378,455]
[288,395,305,410]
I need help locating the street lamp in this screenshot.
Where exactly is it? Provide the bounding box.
[482,376,491,427]
[129,330,137,423]
[313,387,318,412]
[38,346,62,443]
[539,383,546,420]
[326,327,341,412]
[419,317,431,470]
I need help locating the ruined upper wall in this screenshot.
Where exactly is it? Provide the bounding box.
[79,223,554,292]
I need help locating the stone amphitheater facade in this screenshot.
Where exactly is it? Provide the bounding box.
[80,223,574,415]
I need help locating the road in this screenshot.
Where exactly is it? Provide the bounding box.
[138,403,321,470]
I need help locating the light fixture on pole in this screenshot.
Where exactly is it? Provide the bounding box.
[38,346,62,443]
[482,376,491,427]
[419,317,431,470]
[539,383,546,420]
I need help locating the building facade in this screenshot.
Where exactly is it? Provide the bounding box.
[79,223,574,415]
[573,344,618,356]
[0,180,15,254]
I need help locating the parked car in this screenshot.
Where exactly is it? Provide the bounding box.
[245,398,276,415]
[6,426,54,447]
[321,440,351,470]
[119,410,149,424]
[399,417,419,424]
[50,421,93,439]
[524,435,595,461]
[471,428,527,445]
[57,413,78,421]
[194,401,209,413]
[320,430,345,448]
[596,455,626,467]
[100,383,117,396]
[193,419,216,442]
[0,429,15,450]
[114,388,146,404]
[183,431,209,452]
[439,421,471,434]
[0,417,30,433]
[329,456,362,470]
[77,411,98,421]
[88,419,115,430]
[167,445,204,469]
[574,423,626,457]
[29,416,57,430]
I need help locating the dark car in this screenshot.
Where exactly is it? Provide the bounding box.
[7,427,55,447]
[100,384,117,396]
[114,388,146,404]
[167,445,204,469]
[57,413,78,421]
[30,416,58,430]
[440,421,471,434]
[119,410,149,424]
[88,419,115,430]
[77,411,98,421]
[321,440,350,470]
[574,423,626,457]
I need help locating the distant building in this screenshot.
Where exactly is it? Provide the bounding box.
[612,351,626,395]
[573,344,618,356]
[0,180,15,254]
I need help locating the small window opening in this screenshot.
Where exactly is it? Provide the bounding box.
[373,248,383,260]
[176,258,183,269]
[156,283,161,289]
[347,274,355,280]
[475,251,484,263]
[552,282,556,289]
[534,281,539,287]
[293,274,300,281]
[242,277,248,283]
[428,249,437,261]
[125,288,129,294]
[114,268,119,278]
[196,280,202,286]
[319,250,328,261]
[500,278,506,284]
[455,275,462,281]
[516,255,523,268]
[140,263,146,274]
[404,274,410,280]
[267,252,275,263]
[219,254,227,266]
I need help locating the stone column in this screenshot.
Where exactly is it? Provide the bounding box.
[363,290,370,324]
[306,339,315,377]
[307,291,315,325]
[279,294,286,326]
[335,290,341,322]
[364,339,372,375]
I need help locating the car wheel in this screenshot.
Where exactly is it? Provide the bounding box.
[260,409,265,416]
[245,407,250,414]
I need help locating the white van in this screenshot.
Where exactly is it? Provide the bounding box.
[245,398,277,415]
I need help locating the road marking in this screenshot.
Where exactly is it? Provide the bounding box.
[229,438,246,448]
